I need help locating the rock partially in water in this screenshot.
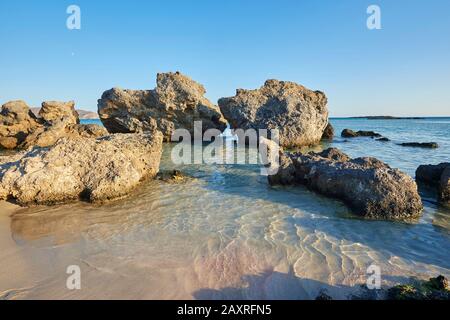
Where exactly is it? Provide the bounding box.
[98,71,227,141]
[156,170,190,183]
[416,162,450,204]
[0,132,163,206]
[341,129,382,138]
[440,167,450,204]
[218,79,329,148]
[399,142,439,149]
[269,148,423,220]
[0,100,107,150]
[377,137,390,142]
[321,123,334,140]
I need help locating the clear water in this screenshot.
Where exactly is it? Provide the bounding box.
[0,118,449,300]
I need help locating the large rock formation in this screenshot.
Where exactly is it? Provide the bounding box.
[98,72,227,141]
[269,148,423,220]
[218,79,329,148]
[0,132,163,206]
[0,100,107,149]
[416,162,450,204]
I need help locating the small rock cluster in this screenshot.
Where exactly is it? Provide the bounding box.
[341,128,438,148]
[0,100,107,150]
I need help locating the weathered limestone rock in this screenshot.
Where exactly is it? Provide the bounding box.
[218,79,329,148]
[0,101,41,149]
[0,100,107,149]
[0,132,163,206]
[269,148,423,220]
[416,162,450,204]
[39,101,79,125]
[98,72,227,141]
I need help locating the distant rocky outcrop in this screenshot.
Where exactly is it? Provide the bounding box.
[350,116,425,120]
[268,148,423,220]
[98,72,227,142]
[218,79,329,148]
[399,142,439,149]
[0,100,107,150]
[0,132,163,206]
[416,162,450,204]
[341,129,382,138]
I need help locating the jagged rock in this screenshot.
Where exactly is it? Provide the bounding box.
[416,162,450,204]
[0,101,41,149]
[341,129,382,138]
[218,79,329,148]
[98,72,227,141]
[0,100,107,150]
[321,123,334,140]
[39,101,79,125]
[399,142,439,149]
[269,148,423,220]
[0,132,163,206]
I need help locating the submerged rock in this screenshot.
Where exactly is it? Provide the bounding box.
[269,148,423,220]
[98,71,227,141]
[218,79,329,148]
[377,137,390,142]
[341,129,382,138]
[399,142,439,149]
[416,162,450,204]
[0,132,163,206]
[387,275,450,300]
[156,170,189,183]
[321,123,334,140]
[0,100,107,150]
[315,289,333,300]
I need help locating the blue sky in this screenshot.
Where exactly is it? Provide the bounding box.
[1,0,449,116]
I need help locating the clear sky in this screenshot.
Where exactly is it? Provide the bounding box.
[1,0,449,116]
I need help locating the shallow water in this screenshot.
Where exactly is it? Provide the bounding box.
[0,118,449,300]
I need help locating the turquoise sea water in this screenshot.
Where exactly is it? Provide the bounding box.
[0,118,449,299]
